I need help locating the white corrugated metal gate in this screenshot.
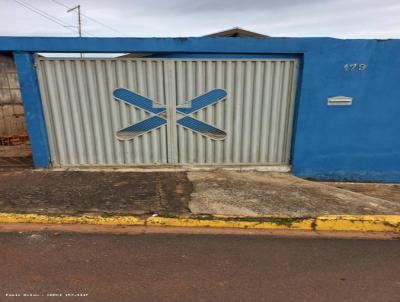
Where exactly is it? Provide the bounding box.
[36,58,299,167]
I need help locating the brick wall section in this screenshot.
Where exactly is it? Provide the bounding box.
[0,53,31,157]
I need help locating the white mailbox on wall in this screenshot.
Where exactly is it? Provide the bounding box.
[327,96,353,106]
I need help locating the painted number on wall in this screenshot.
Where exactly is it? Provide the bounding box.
[344,63,367,72]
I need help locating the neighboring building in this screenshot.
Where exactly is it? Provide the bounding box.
[204,27,269,38]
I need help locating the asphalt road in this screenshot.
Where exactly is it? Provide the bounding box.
[0,231,399,302]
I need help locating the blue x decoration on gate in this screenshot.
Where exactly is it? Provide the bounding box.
[113,88,227,140]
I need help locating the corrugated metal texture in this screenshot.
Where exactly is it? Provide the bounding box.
[37,57,299,167]
[171,59,299,164]
[36,58,168,166]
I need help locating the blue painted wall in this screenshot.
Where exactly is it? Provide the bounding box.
[291,40,400,182]
[1,37,399,182]
[13,52,51,168]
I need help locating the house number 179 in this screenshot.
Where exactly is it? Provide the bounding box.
[344,63,367,71]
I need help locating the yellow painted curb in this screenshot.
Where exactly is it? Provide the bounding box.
[146,216,315,230]
[0,213,398,232]
[315,215,400,232]
[0,213,145,226]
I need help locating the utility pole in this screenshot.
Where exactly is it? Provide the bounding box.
[67,5,82,58]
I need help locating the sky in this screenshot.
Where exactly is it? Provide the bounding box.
[0,0,399,39]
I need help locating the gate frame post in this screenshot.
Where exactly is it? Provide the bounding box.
[164,60,178,164]
[13,52,50,168]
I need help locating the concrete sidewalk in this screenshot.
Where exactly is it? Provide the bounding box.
[0,170,192,216]
[0,170,399,218]
[188,171,400,217]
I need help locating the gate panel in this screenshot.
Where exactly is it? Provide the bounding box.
[171,59,299,164]
[37,58,169,166]
[37,58,298,167]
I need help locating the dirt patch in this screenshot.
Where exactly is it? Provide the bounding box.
[0,156,32,168]
[0,171,192,215]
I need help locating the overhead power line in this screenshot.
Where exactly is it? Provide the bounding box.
[52,0,125,35]
[13,0,95,36]
[13,0,77,33]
